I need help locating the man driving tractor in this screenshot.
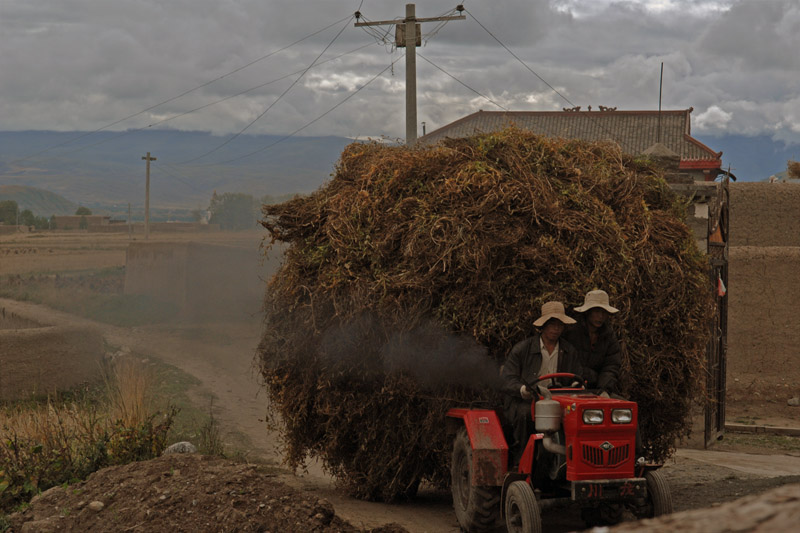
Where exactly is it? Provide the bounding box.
[500,300,584,466]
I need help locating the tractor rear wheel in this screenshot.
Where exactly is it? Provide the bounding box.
[505,481,542,533]
[451,428,500,531]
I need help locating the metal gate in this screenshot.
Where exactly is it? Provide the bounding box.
[705,177,729,447]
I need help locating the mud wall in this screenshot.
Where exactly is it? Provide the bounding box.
[0,323,105,401]
[727,246,800,377]
[89,223,220,234]
[727,183,800,378]
[730,183,800,247]
[125,241,283,320]
[125,242,190,309]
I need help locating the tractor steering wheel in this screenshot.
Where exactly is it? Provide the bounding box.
[528,372,586,390]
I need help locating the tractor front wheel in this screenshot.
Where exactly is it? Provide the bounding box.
[451,428,500,531]
[630,470,673,519]
[505,481,542,533]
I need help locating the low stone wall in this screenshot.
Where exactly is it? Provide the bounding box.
[88,223,220,233]
[0,225,30,235]
[0,321,105,401]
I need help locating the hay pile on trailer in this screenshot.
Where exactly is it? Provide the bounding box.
[258,128,713,501]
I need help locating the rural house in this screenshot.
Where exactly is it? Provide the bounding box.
[418,107,723,182]
[51,214,110,229]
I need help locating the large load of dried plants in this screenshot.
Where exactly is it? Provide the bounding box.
[258,128,713,501]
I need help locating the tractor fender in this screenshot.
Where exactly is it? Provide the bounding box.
[446,408,509,486]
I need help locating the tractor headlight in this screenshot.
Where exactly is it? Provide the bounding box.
[611,409,633,424]
[582,409,604,425]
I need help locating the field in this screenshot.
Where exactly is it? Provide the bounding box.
[2,188,800,533]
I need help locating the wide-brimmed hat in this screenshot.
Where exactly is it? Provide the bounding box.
[574,290,619,314]
[533,301,577,327]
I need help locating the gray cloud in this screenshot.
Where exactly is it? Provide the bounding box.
[0,0,798,146]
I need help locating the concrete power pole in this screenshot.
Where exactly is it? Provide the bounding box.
[355,4,465,144]
[141,152,156,240]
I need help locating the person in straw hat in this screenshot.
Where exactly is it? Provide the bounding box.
[562,289,621,395]
[500,300,584,466]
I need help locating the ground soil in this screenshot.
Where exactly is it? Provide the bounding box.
[6,454,408,533]
[2,226,800,532]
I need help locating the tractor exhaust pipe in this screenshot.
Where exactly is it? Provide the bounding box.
[542,434,566,456]
[534,387,566,455]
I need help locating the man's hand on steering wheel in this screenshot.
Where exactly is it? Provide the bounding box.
[528,372,586,390]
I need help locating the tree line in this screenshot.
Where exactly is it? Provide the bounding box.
[201,192,299,231]
[0,201,94,229]
[2,192,300,231]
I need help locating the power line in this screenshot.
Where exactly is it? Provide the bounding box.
[169,54,404,168]
[10,15,354,165]
[176,16,354,164]
[417,53,509,111]
[463,7,636,154]
[25,42,378,162]
[151,162,206,194]
[464,8,575,108]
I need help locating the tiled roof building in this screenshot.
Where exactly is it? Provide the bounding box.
[418,108,722,181]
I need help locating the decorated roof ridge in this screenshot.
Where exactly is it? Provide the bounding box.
[471,108,692,115]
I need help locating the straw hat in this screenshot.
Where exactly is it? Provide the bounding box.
[533,301,577,327]
[574,290,619,314]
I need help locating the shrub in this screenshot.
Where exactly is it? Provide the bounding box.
[0,359,175,511]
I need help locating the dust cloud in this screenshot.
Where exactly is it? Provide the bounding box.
[317,314,501,390]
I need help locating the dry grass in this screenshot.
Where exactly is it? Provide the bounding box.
[0,357,175,511]
[104,357,154,428]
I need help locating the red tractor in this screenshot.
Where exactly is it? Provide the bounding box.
[446,373,672,532]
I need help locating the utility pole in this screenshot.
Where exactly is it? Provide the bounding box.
[355,4,465,144]
[141,152,156,240]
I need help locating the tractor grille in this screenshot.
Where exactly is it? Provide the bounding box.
[607,444,629,467]
[581,443,629,467]
[582,444,604,466]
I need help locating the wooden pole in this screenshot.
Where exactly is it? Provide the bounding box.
[141,152,156,239]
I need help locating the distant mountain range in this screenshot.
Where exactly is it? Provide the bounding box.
[1,130,796,219]
[0,130,353,215]
[0,184,78,216]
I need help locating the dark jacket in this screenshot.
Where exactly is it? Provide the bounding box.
[500,334,584,397]
[562,314,621,392]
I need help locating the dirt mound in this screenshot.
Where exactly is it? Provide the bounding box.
[611,482,800,532]
[7,454,408,533]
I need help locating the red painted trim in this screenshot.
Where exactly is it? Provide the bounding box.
[679,159,722,170]
[518,434,542,475]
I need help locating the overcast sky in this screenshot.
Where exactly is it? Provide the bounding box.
[2,0,799,149]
